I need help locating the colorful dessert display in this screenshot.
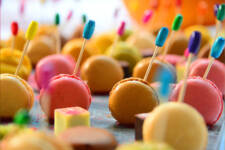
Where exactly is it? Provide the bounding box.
[109,27,169,125]
[54,107,90,135]
[0,21,38,119]
[39,20,95,120]
[35,54,76,89]
[81,55,124,93]
[116,142,174,150]
[1,1,225,150]
[59,126,118,150]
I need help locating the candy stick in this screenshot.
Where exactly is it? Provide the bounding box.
[73,20,95,75]
[15,21,38,75]
[214,4,219,17]
[161,14,183,60]
[179,48,189,63]
[142,10,153,25]
[82,14,87,25]
[110,21,126,56]
[203,37,225,79]
[143,27,169,81]
[14,109,30,126]
[175,0,182,14]
[19,0,25,16]
[209,4,225,58]
[55,13,61,54]
[11,21,19,49]
[66,10,73,21]
[178,31,201,103]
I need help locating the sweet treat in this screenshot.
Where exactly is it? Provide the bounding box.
[81,55,124,93]
[116,142,174,150]
[36,25,58,43]
[163,32,188,55]
[35,54,75,89]
[62,38,92,65]
[40,74,92,119]
[133,58,177,84]
[72,24,84,39]
[54,107,90,135]
[176,61,186,82]
[0,48,32,80]
[184,25,211,48]
[169,77,223,125]
[59,126,118,150]
[189,59,225,95]
[134,113,148,140]
[1,130,73,150]
[0,74,34,119]
[27,35,56,65]
[0,124,22,140]
[143,102,208,150]
[109,77,159,125]
[5,31,26,51]
[106,42,142,73]
[126,31,155,53]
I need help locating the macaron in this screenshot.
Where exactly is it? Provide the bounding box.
[133,58,177,84]
[39,74,92,119]
[81,55,124,93]
[189,59,225,95]
[35,54,76,89]
[59,126,118,150]
[62,38,92,65]
[0,74,34,119]
[109,77,159,125]
[0,48,32,80]
[169,77,223,125]
[27,35,56,65]
[5,31,26,51]
[162,32,188,55]
[158,54,183,66]
[116,142,174,150]
[1,130,72,150]
[71,24,84,39]
[143,102,208,150]
[106,42,142,73]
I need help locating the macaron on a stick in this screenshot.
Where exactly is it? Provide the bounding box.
[177,31,201,102]
[143,27,169,81]
[203,37,225,79]
[161,14,183,60]
[10,21,19,49]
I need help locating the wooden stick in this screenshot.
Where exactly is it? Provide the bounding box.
[56,28,61,54]
[161,31,175,60]
[203,57,214,79]
[143,46,160,81]
[73,39,87,75]
[15,40,30,75]
[177,53,193,103]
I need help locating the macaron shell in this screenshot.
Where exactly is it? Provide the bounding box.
[0,74,34,117]
[0,48,32,80]
[133,58,177,83]
[81,55,124,93]
[35,54,75,89]
[40,74,91,119]
[109,78,159,124]
[189,59,225,95]
[158,54,183,66]
[169,77,223,125]
[143,102,208,150]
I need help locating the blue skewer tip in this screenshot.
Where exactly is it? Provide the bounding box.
[155,27,169,47]
[211,37,225,59]
[83,20,95,40]
[188,31,201,54]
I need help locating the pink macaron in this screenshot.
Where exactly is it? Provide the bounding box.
[35,54,76,89]
[158,54,183,66]
[189,58,225,95]
[39,74,91,119]
[169,77,223,126]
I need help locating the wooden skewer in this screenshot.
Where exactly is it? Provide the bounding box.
[203,57,214,79]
